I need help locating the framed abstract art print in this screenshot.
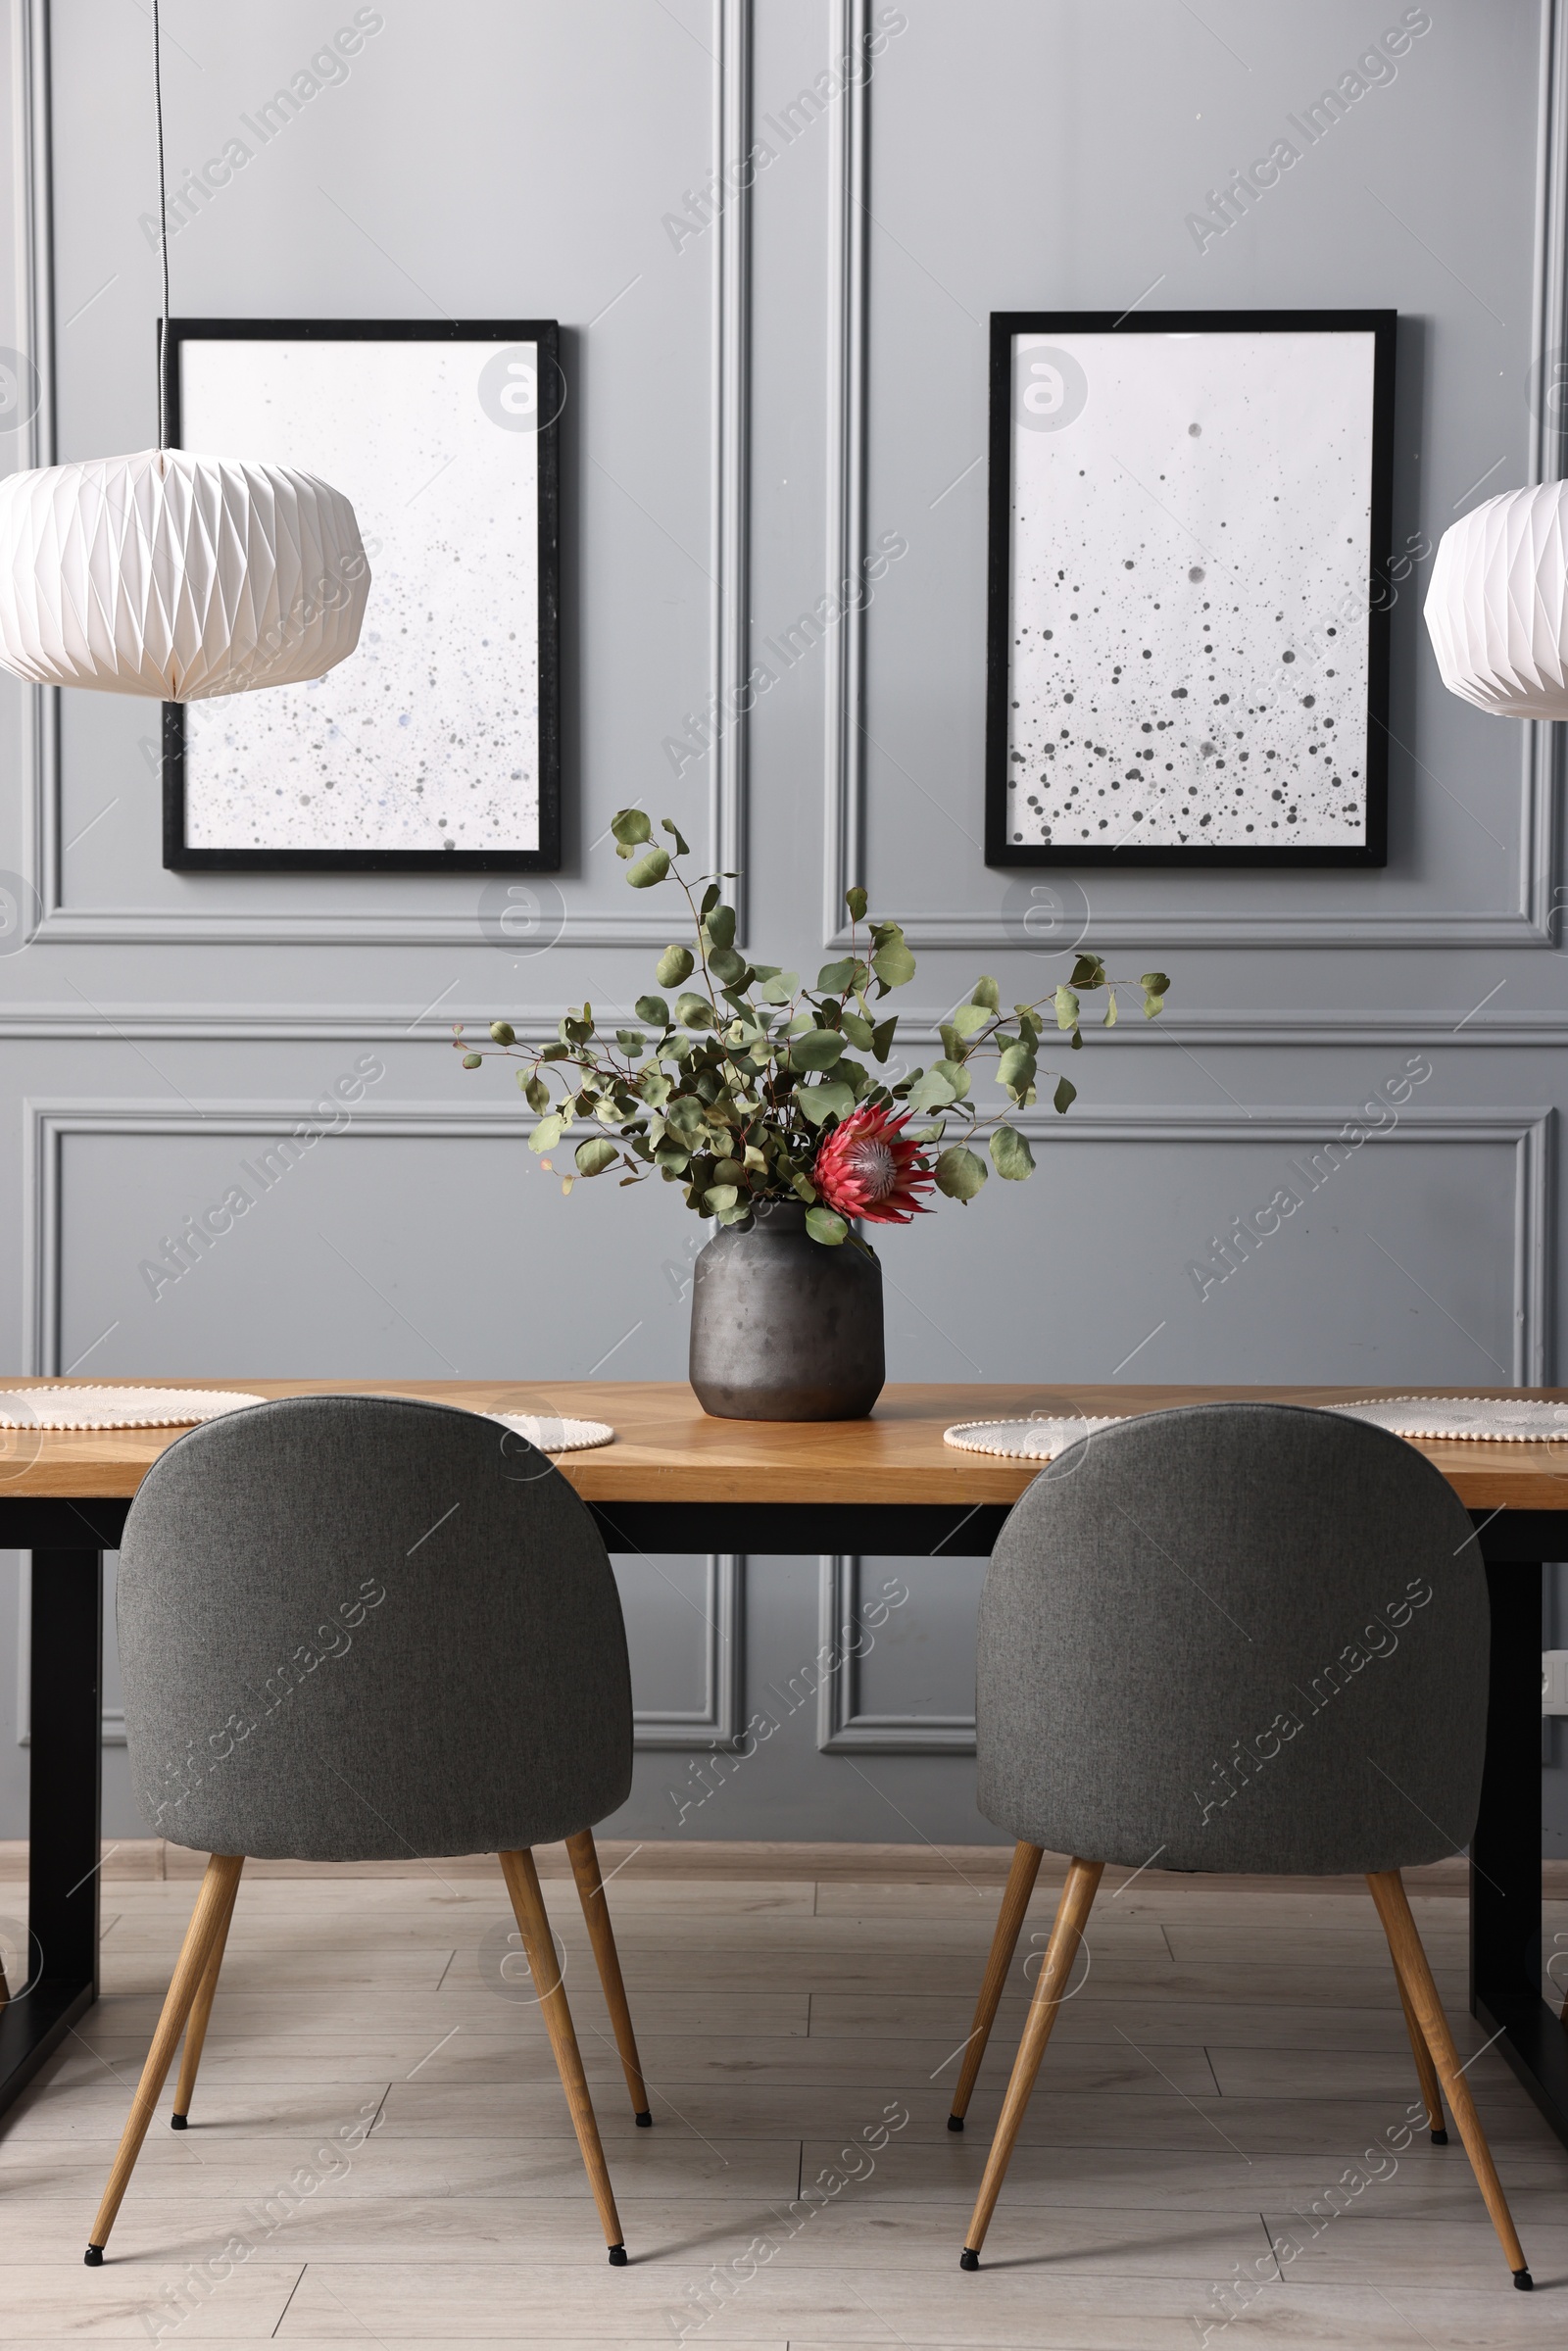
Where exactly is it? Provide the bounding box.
[986,309,1396,867]
[162,317,561,871]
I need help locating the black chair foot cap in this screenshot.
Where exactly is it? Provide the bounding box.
[1430,2127,1447,2144]
[83,2246,104,2268]
[959,2249,980,2272]
[947,2114,964,2132]
[609,2245,628,2268]
[634,2109,652,2128]
[171,2112,188,2130]
[1513,2269,1533,2291]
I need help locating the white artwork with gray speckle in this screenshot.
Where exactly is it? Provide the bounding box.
[181,338,539,852]
[1005,329,1376,851]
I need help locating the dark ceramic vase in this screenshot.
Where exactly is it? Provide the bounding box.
[688,1200,885,1420]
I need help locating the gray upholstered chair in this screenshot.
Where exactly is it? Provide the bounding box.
[947,1400,1533,2289]
[85,1396,649,2269]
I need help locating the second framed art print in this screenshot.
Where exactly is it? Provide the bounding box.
[986,310,1396,867]
[162,318,561,872]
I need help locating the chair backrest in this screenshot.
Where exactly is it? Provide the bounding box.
[117,1396,632,1862]
[976,1400,1489,1876]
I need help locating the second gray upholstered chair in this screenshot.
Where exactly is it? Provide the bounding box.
[86,1396,648,2269]
[947,1400,1532,2289]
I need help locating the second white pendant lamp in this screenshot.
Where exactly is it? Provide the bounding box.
[0,2,368,704]
[1424,480,1568,720]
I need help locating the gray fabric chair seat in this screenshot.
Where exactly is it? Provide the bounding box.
[976,1399,1487,1875]
[118,1394,633,1860]
[953,1400,1530,2291]
[89,1394,646,2273]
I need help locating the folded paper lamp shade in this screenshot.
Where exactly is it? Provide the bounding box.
[1423,481,1568,719]
[0,448,370,701]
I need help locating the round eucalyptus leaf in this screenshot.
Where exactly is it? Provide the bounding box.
[989,1124,1036,1181]
[935,1144,987,1201]
[789,1028,845,1072]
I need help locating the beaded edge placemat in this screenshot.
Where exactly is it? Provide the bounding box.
[0,1391,618,1447]
[944,1415,1128,1459]
[946,1398,1568,1455]
[0,1386,267,1431]
[491,1413,615,1452]
[1332,1396,1568,1442]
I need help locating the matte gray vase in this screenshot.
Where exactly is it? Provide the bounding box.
[688,1200,885,1420]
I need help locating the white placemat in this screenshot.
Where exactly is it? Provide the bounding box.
[1332,1396,1568,1443]
[0,1386,266,1431]
[944,1415,1127,1459]
[491,1413,615,1453]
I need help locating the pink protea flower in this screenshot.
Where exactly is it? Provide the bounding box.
[812,1104,935,1225]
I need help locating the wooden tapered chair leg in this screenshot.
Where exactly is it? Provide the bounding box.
[171,1858,243,2129]
[948,1840,1044,2129]
[960,1856,1102,2270]
[85,1852,244,2265]
[1367,1869,1532,2290]
[500,1848,627,2265]
[1383,1929,1446,2142]
[564,1828,651,2126]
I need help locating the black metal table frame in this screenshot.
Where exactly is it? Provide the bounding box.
[2,1496,1563,2149]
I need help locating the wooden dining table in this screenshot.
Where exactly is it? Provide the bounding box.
[1,1376,1564,2152]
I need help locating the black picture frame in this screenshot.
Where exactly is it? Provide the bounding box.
[161,317,562,873]
[984,308,1396,869]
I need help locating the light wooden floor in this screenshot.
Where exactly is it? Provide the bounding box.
[1,1850,1565,2345]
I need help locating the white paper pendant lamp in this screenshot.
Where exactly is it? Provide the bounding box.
[0,448,369,701]
[0,442,373,691]
[0,0,369,707]
[1424,480,1568,719]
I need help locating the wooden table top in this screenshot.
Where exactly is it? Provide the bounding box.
[3,1380,1568,1512]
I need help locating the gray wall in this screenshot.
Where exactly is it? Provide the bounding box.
[3,0,1567,1851]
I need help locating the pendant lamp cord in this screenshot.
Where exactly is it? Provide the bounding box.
[153,0,170,454]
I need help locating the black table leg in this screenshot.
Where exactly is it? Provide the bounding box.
[1471,1559,1568,2147]
[0,1549,103,2121]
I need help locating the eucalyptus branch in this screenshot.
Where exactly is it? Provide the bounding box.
[452,810,1171,1239]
